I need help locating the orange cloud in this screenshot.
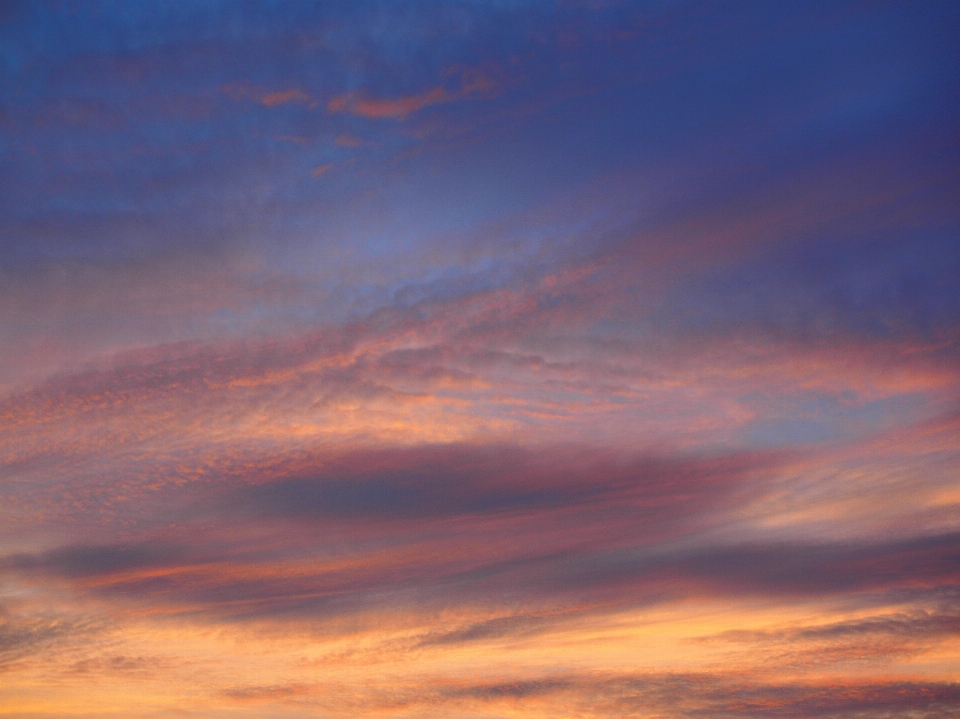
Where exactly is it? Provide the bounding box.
[327,69,501,120]
[260,89,312,107]
[311,162,334,178]
[328,86,451,119]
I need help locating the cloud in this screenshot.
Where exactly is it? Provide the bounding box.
[0,442,783,619]
[434,674,960,718]
[260,89,312,107]
[415,612,555,647]
[223,683,311,703]
[228,443,775,523]
[335,133,368,148]
[0,611,103,669]
[713,611,960,645]
[328,86,452,119]
[70,653,173,678]
[327,68,501,120]
[590,531,960,601]
[3,2,960,716]
[4,542,190,579]
[695,610,960,669]
[311,162,335,177]
[216,672,960,718]
[6,487,957,624]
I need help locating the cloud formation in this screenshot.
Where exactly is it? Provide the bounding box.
[1,1,958,717]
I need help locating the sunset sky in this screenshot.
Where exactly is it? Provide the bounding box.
[1,1,959,717]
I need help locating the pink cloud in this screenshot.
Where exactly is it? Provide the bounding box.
[260,89,313,107]
[327,68,502,120]
[312,162,335,177]
[328,86,451,119]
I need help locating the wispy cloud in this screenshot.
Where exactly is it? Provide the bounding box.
[327,68,501,120]
[311,162,335,177]
[260,89,312,107]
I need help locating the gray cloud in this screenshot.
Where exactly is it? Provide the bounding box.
[4,542,191,579]
[0,612,102,669]
[5,523,958,627]
[439,673,960,718]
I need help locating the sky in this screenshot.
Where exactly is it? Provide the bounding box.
[1,1,959,717]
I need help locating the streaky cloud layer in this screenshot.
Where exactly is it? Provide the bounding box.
[1,1,958,716]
